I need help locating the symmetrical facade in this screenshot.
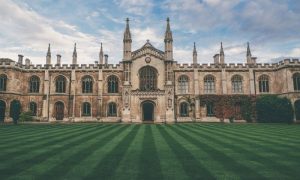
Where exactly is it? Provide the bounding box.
[1,18,300,123]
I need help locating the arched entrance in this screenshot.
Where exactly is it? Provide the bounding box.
[10,100,21,122]
[294,100,300,120]
[55,102,64,120]
[142,101,155,121]
[0,100,5,122]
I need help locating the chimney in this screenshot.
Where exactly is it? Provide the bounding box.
[18,54,24,64]
[56,54,61,65]
[104,54,108,65]
[251,57,257,64]
[213,54,220,64]
[25,58,30,66]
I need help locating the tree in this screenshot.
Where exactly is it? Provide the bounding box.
[256,95,294,123]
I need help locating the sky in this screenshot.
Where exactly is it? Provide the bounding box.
[0,0,300,65]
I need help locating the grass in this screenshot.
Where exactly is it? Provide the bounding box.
[0,123,299,180]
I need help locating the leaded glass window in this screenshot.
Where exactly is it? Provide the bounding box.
[108,75,118,93]
[204,75,215,93]
[82,76,93,93]
[139,66,157,91]
[55,75,66,93]
[232,75,243,93]
[178,75,189,94]
[259,75,269,93]
[29,76,40,93]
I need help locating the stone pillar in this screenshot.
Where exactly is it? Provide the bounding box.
[194,69,200,120]
[249,68,255,95]
[221,69,227,94]
[97,68,103,121]
[42,70,50,121]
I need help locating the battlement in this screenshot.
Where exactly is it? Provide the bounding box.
[0,61,122,71]
[1,58,300,71]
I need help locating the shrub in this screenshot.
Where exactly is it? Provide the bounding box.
[256,95,294,123]
[19,111,34,122]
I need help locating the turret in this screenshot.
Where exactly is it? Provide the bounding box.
[193,42,197,65]
[123,18,132,61]
[99,42,104,64]
[46,43,51,64]
[72,43,77,64]
[164,17,173,61]
[220,42,225,64]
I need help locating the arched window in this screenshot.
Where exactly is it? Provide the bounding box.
[259,75,269,93]
[180,102,189,117]
[82,76,93,93]
[107,75,118,93]
[55,75,66,93]
[204,75,215,93]
[0,74,7,91]
[293,73,300,91]
[29,102,37,116]
[82,102,91,116]
[178,75,189,94]
[232,75,243,93]
[108,102,117,117]
[29,76,40,93]
[139,66,157,91]
[207,102,214,117]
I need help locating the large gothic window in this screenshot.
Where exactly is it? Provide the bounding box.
[139,66,157,91]
[180,102,189,117]
[82,102,91,116]
[259,75,269,93]
[204,75,215,93]
[178,75,189,94]
[82,76,93,93]
[29,102,37,116]
[108,102,117,116]
[107,75,118,93]
[293,73,300,91]
[232,75,243,93]
[0,74,7,91]
[29,76,40,93]
[56,75,66,93]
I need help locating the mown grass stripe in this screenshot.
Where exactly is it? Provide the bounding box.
[151,124,188,180]
[110,125,145,180]
[196,124,300,152]
[83,125,140,179]
[179,124,295,179]
[136,125,164,180]
[0,125,104,172]
[188,124,300,174]
[0,124,98,160]
[170,124,266,179]
[0,124,88,148]
[29,125,128,180]
[157,125,215,180]
[1,125,114,179]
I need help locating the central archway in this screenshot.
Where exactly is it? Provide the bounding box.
[142,101,155,121]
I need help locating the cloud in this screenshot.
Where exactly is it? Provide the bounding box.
[114,0,154,16]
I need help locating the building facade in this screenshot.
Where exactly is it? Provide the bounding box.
[1,18,300,123]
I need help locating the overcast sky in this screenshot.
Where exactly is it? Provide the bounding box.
[0,0,300,65]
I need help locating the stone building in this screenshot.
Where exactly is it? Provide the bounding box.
[1,18,300,123]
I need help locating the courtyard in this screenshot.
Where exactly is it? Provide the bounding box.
[0,123,299,179]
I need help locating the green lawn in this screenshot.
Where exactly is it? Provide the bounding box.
[0,123,299,180]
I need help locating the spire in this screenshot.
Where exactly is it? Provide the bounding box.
[123,18,131,41]
[193,42,197,55]
[73,43,77,56]
[247,42,251,57]
[46,43,51,64]
[99,42,104,64]
[220,42,225,64]
[47,43,51,57]
[220,42,224,56]
[72,43,77,64]
[164,17,173,41]
[193,42,197,65]
[123,18,132,61]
